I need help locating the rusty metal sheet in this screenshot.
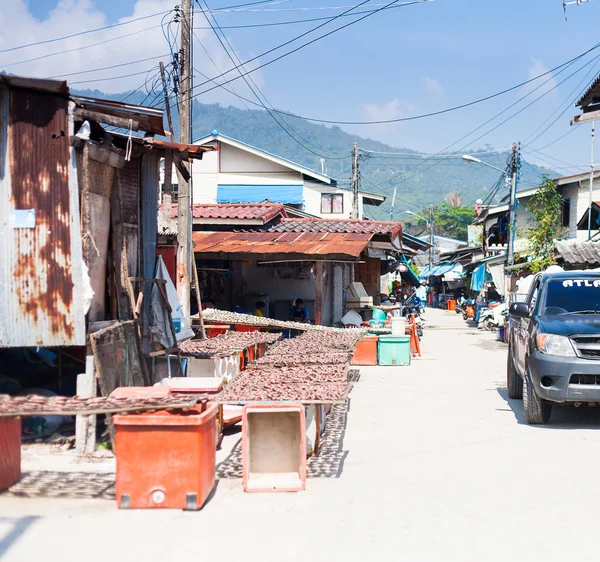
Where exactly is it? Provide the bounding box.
[0,89,85,347]
[71,95,166,136]
[192,231,371,259]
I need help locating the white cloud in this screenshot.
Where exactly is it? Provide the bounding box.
[422,76,444,96]
[522,58,558,100]
[362,98,417,123]
[0,0,262,107]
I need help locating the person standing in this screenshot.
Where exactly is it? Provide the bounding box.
[289,298,309,323]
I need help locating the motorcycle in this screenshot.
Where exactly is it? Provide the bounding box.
[455,296,467,315]
[478,302,507,331]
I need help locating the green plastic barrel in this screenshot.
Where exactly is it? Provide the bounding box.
[378,335,411,366]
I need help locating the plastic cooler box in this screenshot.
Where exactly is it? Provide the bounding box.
[351,335,379,366]
[378,335,411,366]
[0,418,21,492]
[114,404,218,510]
[242,403,306,493]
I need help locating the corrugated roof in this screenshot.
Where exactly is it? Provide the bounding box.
[192,231,372,260]
[555,240,600,267]
[577,73,600,109]
[164,203,286,222]
[266,218,402,237]
[72,95,166,136]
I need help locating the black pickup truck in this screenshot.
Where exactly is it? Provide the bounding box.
[507,270,600,424]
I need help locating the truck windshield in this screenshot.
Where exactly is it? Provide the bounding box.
[543,279,600,314]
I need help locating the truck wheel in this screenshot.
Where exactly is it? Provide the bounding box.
[507,350,523,399]
[523,368,552,424]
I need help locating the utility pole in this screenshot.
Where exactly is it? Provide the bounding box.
[176,0,193,320]
[351,142,359,218]
[159,61,175,143]
[507,141,520,267]
[428,204,434,273]
[389,185,397,221]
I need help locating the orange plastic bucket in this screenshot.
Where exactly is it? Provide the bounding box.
[447,299,456,311]
[114,404,218,510]
[351,336,379,366]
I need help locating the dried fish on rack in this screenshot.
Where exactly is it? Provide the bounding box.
[0,394,206,417]
[197,308,366,333]
[253,353,351,367]
[179,331,282,357]
[243,366,348,384]
[219,378,350,403]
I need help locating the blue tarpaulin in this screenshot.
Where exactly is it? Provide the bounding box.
[471,264,487,292]
[217,184,303,204]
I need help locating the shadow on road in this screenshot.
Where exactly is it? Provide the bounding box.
[497,386,600,428]
[1,471,115,500]
[0,516,39,558]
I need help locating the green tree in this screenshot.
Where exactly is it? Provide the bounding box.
[525,176,567,273]
[431,204,476,240]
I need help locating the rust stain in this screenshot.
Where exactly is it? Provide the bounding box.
[9,89,74,340]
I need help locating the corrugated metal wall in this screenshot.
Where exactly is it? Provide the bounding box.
[0,88,85,347]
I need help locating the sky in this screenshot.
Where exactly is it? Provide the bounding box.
[2,0,600,179]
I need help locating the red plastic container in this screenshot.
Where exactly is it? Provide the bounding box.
[0,418,21,492]
[351,336,379,366]
[205,326,228,338]
[234,324,261,332]
[113,404,218,510]
[447,299,456,311]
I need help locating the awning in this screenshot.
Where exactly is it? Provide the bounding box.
[398,255,420,287]
[192,231,372,260]
[217,185,303,204]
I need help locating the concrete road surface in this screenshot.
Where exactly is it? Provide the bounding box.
[2,308,600,561]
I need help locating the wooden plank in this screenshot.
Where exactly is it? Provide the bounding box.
[74,108,141,131]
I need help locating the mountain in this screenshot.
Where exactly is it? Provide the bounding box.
[73,87,557,220]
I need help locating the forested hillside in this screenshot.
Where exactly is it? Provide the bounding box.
[75,88,556,220]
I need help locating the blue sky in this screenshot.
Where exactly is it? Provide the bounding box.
[6,0,600,177]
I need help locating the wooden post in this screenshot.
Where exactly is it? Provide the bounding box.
[192,258,207,339]
[315,261,323,326]
[75,356,97,456]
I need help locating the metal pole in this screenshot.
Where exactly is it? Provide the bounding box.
[429,204,434,272]
[389,185,397,221]
[176,0,192,320]
[507,142,519,267]
[588,121,595,241]
[351,142,359,218]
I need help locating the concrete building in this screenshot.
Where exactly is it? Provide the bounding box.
[161,131,385,220]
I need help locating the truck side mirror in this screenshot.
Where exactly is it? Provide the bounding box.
[509,302,529,318]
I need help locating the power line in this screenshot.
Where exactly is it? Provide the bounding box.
[0,9,172,54]
[367,49,600,193]
[47,53,170,79]
[158,0,432,106]
[194,0,350,160]
[2,23,163,69]
[532,127,578,151]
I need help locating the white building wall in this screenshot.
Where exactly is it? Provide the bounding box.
[573,180,600,240]
[220,143,292,173]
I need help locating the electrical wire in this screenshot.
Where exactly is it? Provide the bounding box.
[368,49,600,194]
[532,127,578,151]
[0,9,172,54]
[159,0,431,106]
[195,0,350,159]
[47,53,171,79]
[2,23,164,69]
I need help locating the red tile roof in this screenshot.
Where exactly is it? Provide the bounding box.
[266,218,402,237]
[162,203,286,223]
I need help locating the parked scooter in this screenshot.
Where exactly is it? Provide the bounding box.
[478,302,507,331]
[455,296,467,315]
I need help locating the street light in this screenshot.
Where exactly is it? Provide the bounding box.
[406,210,429,222]
[461,154,507,176]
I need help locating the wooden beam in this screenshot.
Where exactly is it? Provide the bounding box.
[74,108,141,131]
[571,110,600,125]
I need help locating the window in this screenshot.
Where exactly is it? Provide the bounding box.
[321,193,344,214]
[561,198,570,227]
